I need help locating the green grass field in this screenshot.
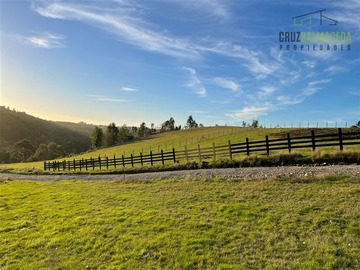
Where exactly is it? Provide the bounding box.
[2,127,359,172]
[1,176,359,269]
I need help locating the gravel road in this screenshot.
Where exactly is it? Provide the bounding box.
[0,165,359,181]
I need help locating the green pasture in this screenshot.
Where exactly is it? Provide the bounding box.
[1,127,358,171]
[1,175,359,269]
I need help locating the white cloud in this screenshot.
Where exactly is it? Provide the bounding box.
[32,2,199,59]
[258,86,276,98]
[226,106,270,120]
[95,98,129,102]
[303,79,331,96]
[26,32,65,48]
[182,66,207,97]
[188,110,209,114]
[213,77,239,92]
[302,61,316,68]
[276,96,304,105]
[324,65,347,74]
[33,2,281,79]
[173,0,230,20]
[121,87,138,92]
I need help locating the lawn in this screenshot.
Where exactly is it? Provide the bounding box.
[1,176,359,269]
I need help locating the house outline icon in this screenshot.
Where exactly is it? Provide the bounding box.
[292,9,338,26]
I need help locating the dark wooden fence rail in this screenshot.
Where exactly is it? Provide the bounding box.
[44,128,360,171]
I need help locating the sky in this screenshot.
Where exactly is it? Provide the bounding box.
[1,0,359,128]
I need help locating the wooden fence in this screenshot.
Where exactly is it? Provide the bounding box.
[44,128,360,171]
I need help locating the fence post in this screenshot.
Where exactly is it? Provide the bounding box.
[213,143,216,161]
[44,162,47,170]
[131,154,134,167]
[140,152,143,166]
[198,145,202,162]
[161,150,164,165]
[91,158,94,170]
[73,159,76,171]
[287,133,292,153]
[150,151,153,166]
[265,135,270,156]
[85,159,88,171]
[106,156,109,169]
[172,148,176,163]
[63,161,66,171]
[246,138,250,156]
[114,155,117,169]
[311,130,316,151]
[57,161,60,171]
[80,159,82,171]
[338,128,343,151]
[185,146,188,162]
[122,155,125,168]
[228,140,232,160]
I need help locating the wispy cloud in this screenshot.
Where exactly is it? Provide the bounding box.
[26,32,65,48]
[87,94,129,102]
[182,66,207,97]
[213,77,239,92]
[32,1,199,59]
[226,106,270,120]
[188,110,209,114]
[258,86,276,98]
[32,1,280,79]
[172,0,230,20]
[303,79,331,96]
[324,65,347,74]
[302,61,316,69]
[121,87,138,92]
[95,98,129,102]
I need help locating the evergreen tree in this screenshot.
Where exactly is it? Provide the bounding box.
[105,123,119,147]
[91,127,104,149]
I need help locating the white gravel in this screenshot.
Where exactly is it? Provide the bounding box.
[0,165,359,181]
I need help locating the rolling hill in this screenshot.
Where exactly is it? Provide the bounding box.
[0,106,92,153]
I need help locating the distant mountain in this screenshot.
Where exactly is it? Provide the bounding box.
[0,106,94,153]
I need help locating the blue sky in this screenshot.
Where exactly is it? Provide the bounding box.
[1,0,359,127]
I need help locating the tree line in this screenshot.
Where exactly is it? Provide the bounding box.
[91,115,202,149]
[0,140,66,163]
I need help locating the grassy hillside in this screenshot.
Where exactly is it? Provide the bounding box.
[1,176,359,269]
[0,106,91,152]
[66,126,283,159]
[2,126,359,171]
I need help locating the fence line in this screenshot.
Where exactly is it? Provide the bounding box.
[45,128,360,171]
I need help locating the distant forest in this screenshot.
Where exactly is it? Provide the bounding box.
[0,106,93,163]
[0,106,203,163]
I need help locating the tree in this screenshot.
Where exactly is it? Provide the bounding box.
[118,125,134,143]
[105,123,119,147]
[9,139,35,162]
[0,149,10,163]
[186,115,198,129]
[251,120,259,128]
[242,121,247,128]
[138,122,150,137]
[91,127,104,149]
[161,117,176,132]
[32,142,65,161]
